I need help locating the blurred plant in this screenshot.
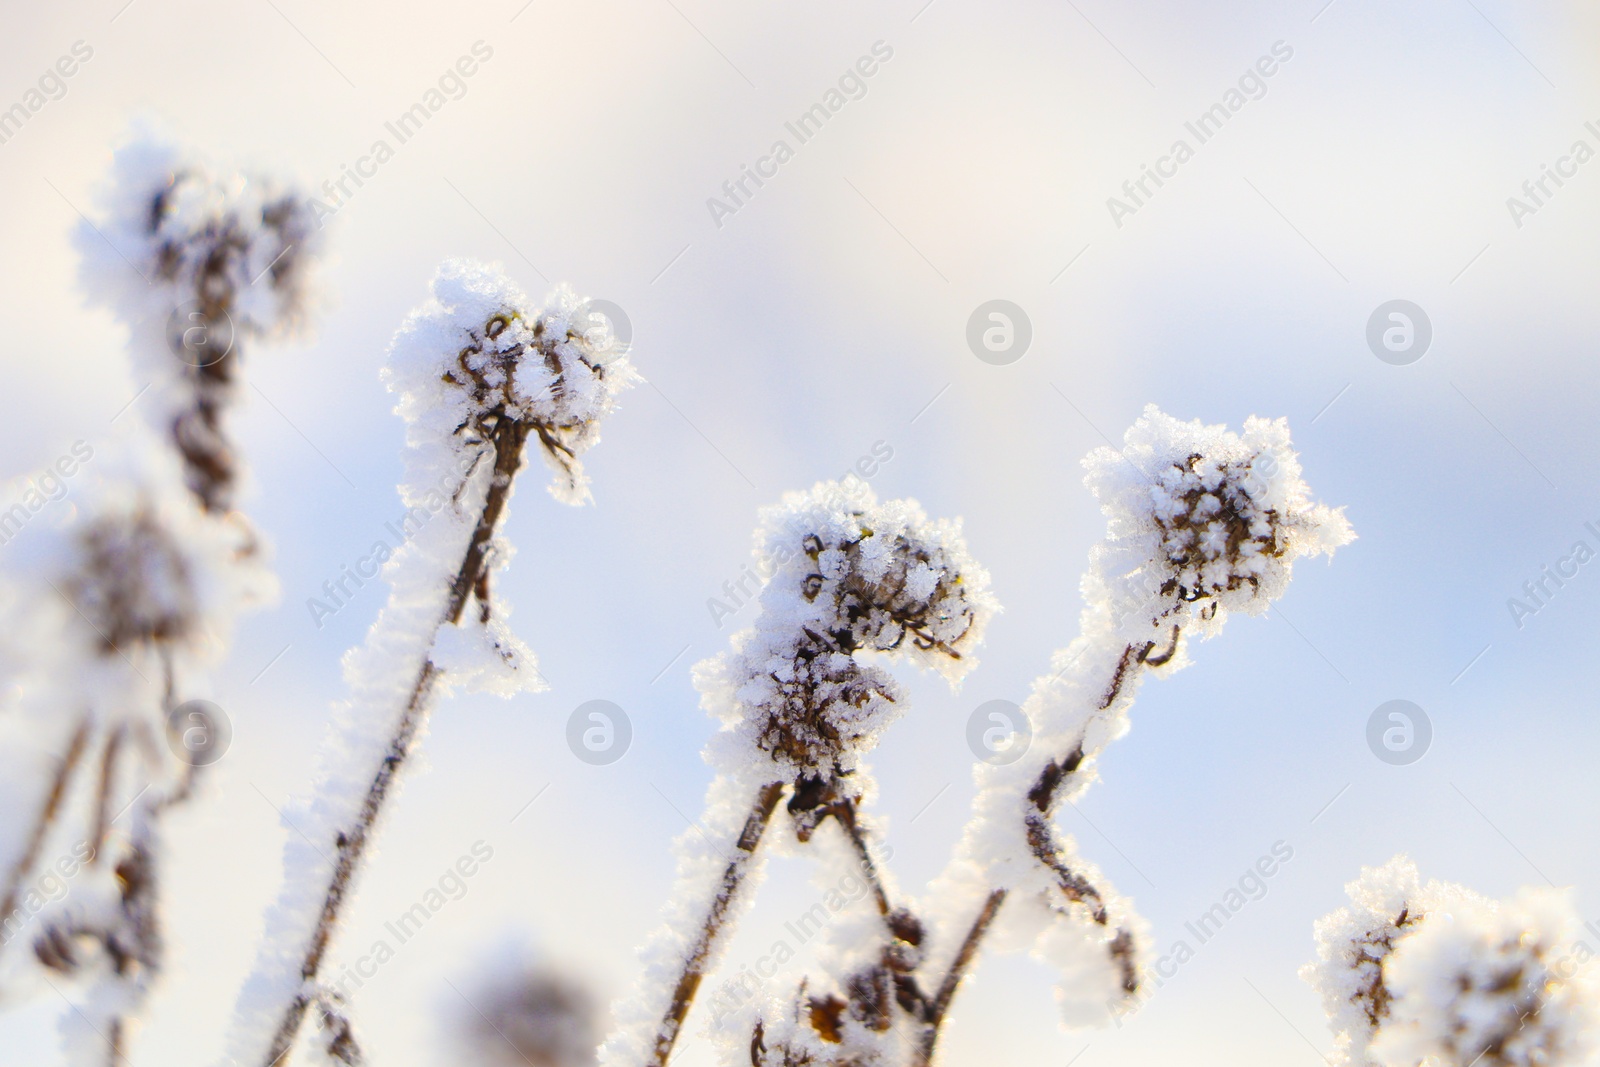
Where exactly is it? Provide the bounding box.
[1305,856,1600,1067]
[457,957,602,1067]
[228,259,637,1067]
[80,129,321,515]
[601,406,1352,1067]
[0,130,324,1065]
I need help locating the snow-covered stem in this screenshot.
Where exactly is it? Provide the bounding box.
[259,417,532,1060]
[0,720,91,969]
[234,261,635,1066]
[816,793,893,920]
[606,483,997,1067]
[912,887,1005,1067]
[648,781,785,1067]
[910,406,1353,1052]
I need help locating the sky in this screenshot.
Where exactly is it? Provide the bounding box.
[3,0,1600,1064]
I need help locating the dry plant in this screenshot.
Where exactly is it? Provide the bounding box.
[1305,857,1600,1067]
[0,131,322,1065]
[601,407,1355,1067]
[2,131,1595,1067]
[226,260,637,1066]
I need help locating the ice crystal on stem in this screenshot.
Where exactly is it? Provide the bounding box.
[230,260,635,1067]
[910,405,1351,1057]
[603,482,995,1067]
[1306,858,1600,1067]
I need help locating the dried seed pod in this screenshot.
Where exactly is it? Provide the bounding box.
[697,483,997,778]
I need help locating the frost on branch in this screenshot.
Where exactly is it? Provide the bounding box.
[1305,858,1600,1067]
[698,481,996,782]
[931,405,1352,1033]
[79,130,323,512]
[231,261,636,1067]
[603,483,995,1067]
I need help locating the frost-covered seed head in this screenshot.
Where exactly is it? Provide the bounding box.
[145,169,317,338]
[1303,857,1436,1066]
[386,261,640,504]
[699,483,997,777]
[1374,888,1600,1067]
[64,506,199,654]
[1086,405,1352,649]
[1305,858,1600,1067]
[90,135,320,339]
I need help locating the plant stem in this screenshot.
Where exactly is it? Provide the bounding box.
[647,780,785,1067]
[826,795,892,919]
[910,642,1154,1060]
[0,719,90,965]
[912,887,1006,1067]
[259,417,529,1067]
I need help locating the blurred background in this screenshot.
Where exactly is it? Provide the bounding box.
[3,0,1600,1063]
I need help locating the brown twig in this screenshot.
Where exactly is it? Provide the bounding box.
[90,725,126,865]
[260,416,531,1067]
[789,780,893,920]
[911,888,1006,1067]
[648,781,786,1067]
[0,719,91,960]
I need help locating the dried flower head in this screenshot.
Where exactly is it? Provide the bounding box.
[1303,857,1442,1066]
[81,131,325,511]
[385,260,640,505]
[1373,887,1600,1067]
[1085,405,1352,653]
[1305,858,1600,1067]
[697,482,997,778]
[64,506,198,655]
[88,134,319,336]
